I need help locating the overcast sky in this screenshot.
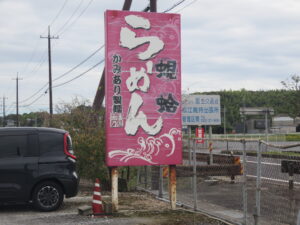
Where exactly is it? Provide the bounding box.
[1,0,300,114]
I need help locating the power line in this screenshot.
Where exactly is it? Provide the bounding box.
[28,51,48,75]
[19,83,48,103]
[5,103,15,114]
[53,60,104,89]
[22,93,46,108]
[21,40,44,75]
[54,0,84,35]
[2,79,14,101]
[174,0,198,13]
[20,46,103,103]
[53,45,103,82]
[20,0,186,108]
[49,0,69,26]
[22,1,69,76]
[163,0,186,13]
[59,0,94,36]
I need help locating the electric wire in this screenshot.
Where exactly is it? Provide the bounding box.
[5,103,15,115]
[29,52,48,75]
[20,46,103,103]
[163,0,187,13]
[58,0,94,36]
[49,0,69,26]
[53,45,103,82]
[53,59,104,89]
[21,40,43,75]
[19,0,187,108]
[19,83,49,103]
[174,0,198,13]
[22,93,46,107]
[22,0,69,76]
[54,0,84,35]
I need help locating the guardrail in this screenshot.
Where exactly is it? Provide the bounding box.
[181,151,242,179]
[176,164,242,177]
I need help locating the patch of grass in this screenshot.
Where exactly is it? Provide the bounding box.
[286,134,300,141]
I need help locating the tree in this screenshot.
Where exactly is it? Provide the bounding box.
[281,74,300,91]
[52,98,108,182]
[281,75,300,119]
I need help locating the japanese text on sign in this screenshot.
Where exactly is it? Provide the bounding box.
[182,95,221,125]
[105,10,182,166]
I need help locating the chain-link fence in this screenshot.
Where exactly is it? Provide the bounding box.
[136,137,300,225]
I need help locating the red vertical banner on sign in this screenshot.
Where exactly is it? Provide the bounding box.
[195,127,204,144]
[105,10,182,167]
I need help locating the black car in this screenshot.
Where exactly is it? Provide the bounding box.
[0,127,79,211]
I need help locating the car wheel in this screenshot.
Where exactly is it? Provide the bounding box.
[33,181,64,211]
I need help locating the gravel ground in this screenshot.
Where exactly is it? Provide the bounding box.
[0,187,229,225]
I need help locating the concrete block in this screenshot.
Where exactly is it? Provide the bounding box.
[78,205,92,216]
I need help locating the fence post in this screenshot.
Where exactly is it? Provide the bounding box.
[188,126,192,165]
[193,139,198,211]
[254,140,262,225]
[209,126,213,165]
[226,139,229,151]
[242,139,247,225]
[159,165,163,198]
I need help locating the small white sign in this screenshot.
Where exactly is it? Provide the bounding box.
[182,95,221,125]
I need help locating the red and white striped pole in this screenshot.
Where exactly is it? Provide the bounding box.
[92,178,104,215]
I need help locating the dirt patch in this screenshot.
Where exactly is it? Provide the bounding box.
[78,180,228,225]
[116,192,227,225]
[119,209,227,225]
[118,192,170,211]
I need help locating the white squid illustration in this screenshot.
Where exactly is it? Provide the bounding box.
[108,128,181,164]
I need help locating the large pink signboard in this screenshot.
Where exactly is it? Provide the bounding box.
[105,10,181,166]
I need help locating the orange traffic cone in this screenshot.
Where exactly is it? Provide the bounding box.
[92,178,104,215]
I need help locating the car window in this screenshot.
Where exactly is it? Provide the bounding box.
[26,134,39,157]
[39,133,64,154]
[0,135,27,158]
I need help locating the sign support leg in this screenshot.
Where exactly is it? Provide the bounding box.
[111,167,118,212]
[169,165,176,210]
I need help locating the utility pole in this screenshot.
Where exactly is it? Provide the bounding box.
[13,73,22,127]
[40,26,59,123]
[2,96,7,127]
